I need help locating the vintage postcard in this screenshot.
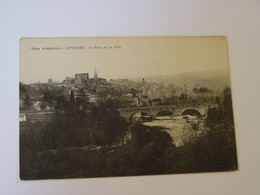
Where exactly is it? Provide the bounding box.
[19,36,238,180]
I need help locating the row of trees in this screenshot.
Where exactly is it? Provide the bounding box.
[21,98,129,152]
[193,87,212,94]
[20,87,237,179]
[21,87,89,111]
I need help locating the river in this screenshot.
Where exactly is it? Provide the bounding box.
[143,116,206,147]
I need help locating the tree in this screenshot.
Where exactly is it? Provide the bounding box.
[153,98,162,103]
[199,87,211,93]
[168,83,177,97]
[24,94,31,110]
[76,88,89,110]
[177,87,237,173]
[148,99,153,106]
[128,123,177,174]
[215,96,220,104]
[222,87,234,124]
[43,90,54,109]
[193,87,211,94]
[193,88,199,94]
[206,87,234,127]
[206,107,224,126]
[90,100,129,145]
[69,90,75,104]
[54,95,67,110]
[179,93,187,102]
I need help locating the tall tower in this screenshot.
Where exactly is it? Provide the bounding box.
[94,66,98,80]
[142,78,147,98]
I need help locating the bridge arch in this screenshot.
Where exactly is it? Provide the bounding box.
[129,111,148,122]
[156,110,174,117]
[181,108,201,117]
[118,103,214,120]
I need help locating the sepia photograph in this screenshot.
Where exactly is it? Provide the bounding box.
[19,36,238,180]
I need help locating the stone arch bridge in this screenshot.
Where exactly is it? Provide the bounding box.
[118,103,217,121]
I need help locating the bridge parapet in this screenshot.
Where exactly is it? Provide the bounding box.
[118,103,218,120]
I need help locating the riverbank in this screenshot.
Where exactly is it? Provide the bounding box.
[143,117,207,147]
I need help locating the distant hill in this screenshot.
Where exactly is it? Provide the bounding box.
[130,69,231,91]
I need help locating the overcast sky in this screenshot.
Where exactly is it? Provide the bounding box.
[20,36,230,84]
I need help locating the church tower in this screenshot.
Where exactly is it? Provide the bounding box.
[94,66,98,80]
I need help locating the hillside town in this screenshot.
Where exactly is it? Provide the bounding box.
[19,69,220,114]
[19,70,237,180]
[18,37,237,181]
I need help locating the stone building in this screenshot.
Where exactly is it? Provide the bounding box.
[75,73,89,85]
[63,77,75,85]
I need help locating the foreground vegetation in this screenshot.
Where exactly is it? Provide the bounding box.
[20,87,237,180]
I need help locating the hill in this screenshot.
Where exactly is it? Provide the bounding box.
[130,69,231,91]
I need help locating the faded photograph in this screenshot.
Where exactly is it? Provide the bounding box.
[19,36,238,180]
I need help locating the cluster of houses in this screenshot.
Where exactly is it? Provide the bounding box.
[63,68,107,92]
[19,69,220,122]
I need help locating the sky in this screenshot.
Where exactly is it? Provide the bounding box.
[20,36,230,84]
